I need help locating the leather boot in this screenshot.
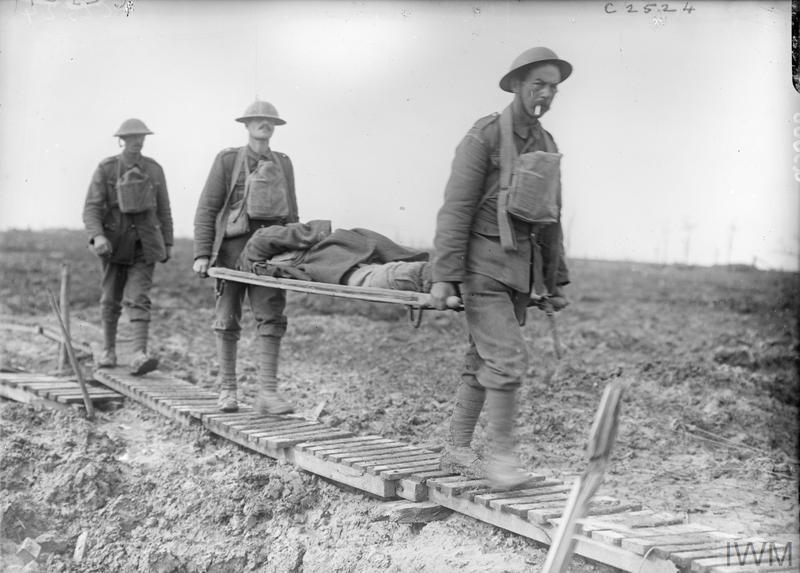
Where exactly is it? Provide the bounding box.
[129,320,158,376]
[254,335,294,415]
[98,316,118,368]
[486,388,534,489]
[216,332,238,412]
[440,382,487,478]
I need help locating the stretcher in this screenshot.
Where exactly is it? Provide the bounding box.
[208,267,462,326]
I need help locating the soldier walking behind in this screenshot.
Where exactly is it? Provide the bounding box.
[193,101,299,414]
[430,48,572,488]
[83,118,173,376]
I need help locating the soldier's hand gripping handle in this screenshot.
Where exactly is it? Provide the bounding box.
[430,281,461,310]
[193,257,210,279]
[90,235,112,257]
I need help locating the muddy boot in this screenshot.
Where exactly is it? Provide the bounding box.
[254,335,294,415]
[486,388,534,490]
[129,320,158,376]
[97,316,118,368]
[216,332,239,413]
[440,382,487,478]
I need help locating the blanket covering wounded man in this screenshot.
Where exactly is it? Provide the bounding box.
[237,220,433,293]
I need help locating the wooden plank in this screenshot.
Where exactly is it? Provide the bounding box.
[270,430,354,449]
[287,448,396,499]
[490,491,573,512]
[331,445,424,463]
[623,532,740,556]
[361,454,443,473]
[201,411,262,424]
[342,450,438,467]
[528,504,570,525]
[590,524,716,547]
[473,484,568,507]
[244,422,323,439]
[295,435,386,452]
[0,383,75,412]
[222,415,326,431]
[434,478,492,496]
[380,464,443,480]
[204,419,286,459]
[406,469,456,482]
[395,470,458,502]
[323,442,413,460]
[577,511,685,531]
[53,393,122,405]
[255,428,343,447]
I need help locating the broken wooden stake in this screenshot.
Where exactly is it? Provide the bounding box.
[541,379,625,573]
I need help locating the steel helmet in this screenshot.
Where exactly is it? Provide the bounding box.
[499,47,572,93]
[235,100,286,125]
[113,118,153,137]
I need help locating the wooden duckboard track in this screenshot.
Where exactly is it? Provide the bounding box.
[90,367,797,573]
[0,372,122,411]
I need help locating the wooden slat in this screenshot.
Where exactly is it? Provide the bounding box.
[380,464,443,480]
[295,435,386,452]
[433,478,493,496]
[576,511,685,532]
[628,529,739,553]
[323,442,412,460]
[288,448,395,498]
[0,383,75,412]
[472,483,568,507]
[358,454,443,473]
[244,423,323,440]
[590,523,723,548]
[340,449,437,466]
[254,427,340,447]
[270,430,355,449]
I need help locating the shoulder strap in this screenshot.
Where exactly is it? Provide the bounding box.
[228,147,247,198]
[497,106,518,252]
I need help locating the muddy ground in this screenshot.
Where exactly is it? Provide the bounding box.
[0,229,798,572]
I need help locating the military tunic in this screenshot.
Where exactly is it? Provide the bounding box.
[193,145,299,338]
[432,103,569,390]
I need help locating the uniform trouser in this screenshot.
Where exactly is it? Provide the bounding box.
[100,256,155,324]
[213,279,287,339]
[345,261,430,292]
[460,272,529,391]
[213,233,288,339]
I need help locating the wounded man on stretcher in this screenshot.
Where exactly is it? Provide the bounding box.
[237,220,432,293]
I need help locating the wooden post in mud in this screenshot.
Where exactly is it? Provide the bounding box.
[57,263,71,373]
[541,379,625,573]
[48,291,94,420]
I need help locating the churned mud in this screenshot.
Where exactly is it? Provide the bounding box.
[1,230,797,572]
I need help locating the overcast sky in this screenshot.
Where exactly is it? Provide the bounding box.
[1,0,797,270]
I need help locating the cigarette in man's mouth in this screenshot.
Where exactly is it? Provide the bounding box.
[534,104,542,117]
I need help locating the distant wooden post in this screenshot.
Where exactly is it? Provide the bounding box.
[57,263,71,373]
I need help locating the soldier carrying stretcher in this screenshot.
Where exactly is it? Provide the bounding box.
[430,47,572,488]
